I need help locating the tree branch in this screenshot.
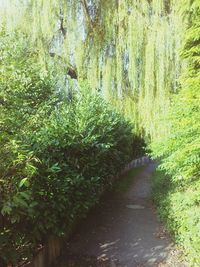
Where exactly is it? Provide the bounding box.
[80,0,94,31]
[59,8,67,37]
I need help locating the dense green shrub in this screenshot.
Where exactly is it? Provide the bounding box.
[152,170,200,266]
[0,93,135,265]
[151,2,200,265]
[0,32,60,265]
[0,33,140,266]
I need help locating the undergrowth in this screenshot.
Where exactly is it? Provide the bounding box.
[152,169,200,266]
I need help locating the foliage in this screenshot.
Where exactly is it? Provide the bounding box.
[151,77,200,183]
[0,32,59,134]
[150,1,200,265]
[0,0,183,138]
[0,33,140,265]
[0,31,59,265]
[2,1,198,266]
[152,170,200,266]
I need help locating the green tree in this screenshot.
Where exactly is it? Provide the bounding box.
[151,1,200,265]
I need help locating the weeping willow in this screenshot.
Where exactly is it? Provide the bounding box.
[0,0,184,139]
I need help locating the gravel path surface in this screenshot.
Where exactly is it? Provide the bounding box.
[56,163,187,267]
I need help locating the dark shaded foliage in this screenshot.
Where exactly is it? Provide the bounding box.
[0,33,142,265]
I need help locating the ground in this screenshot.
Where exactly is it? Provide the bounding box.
[55,163,188,267]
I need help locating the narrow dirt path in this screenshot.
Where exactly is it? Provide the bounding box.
[56,163,187,267]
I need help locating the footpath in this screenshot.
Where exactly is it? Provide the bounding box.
[56,161,187,267]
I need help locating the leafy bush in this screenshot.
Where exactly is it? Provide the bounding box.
[152,170,200,266]
[0,32,59,265]
[0,33,141,266]
[150,2,200,265]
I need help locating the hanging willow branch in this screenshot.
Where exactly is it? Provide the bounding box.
[80,0,95,32]
[0,0,184,138]
[59,8,67,37]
